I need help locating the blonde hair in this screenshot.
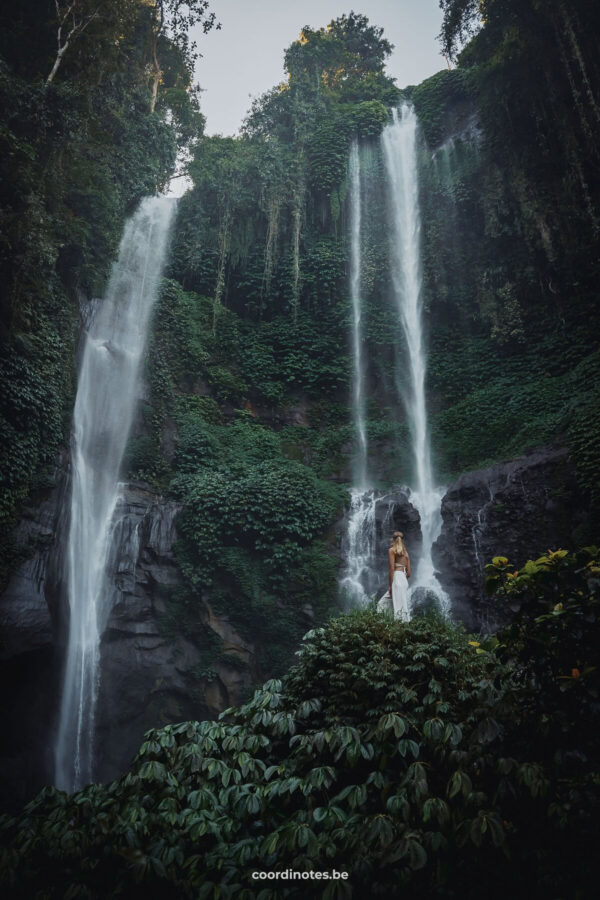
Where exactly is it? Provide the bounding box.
[391,531,406,557]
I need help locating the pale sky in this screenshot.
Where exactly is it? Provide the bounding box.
[192,1,446,136]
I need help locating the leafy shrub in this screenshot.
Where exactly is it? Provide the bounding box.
[410,69,472,148]
[486,546,600,771]
[3,574,598,898]
[0,613,509,898]
[173,456,340,588]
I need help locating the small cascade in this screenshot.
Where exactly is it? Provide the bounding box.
[470,483,495,576]
[54,196,176,792]
[472,508,485,572]
[340,490,400,604]
[339,490,379,604]
[382,105,451,617]
[431,135,456,180]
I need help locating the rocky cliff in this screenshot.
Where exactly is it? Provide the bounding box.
[0,452,68,809]
[95,482,259,784]
[0,474,259,806]
[434,444,588,629]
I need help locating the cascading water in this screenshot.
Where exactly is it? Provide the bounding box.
[382,105,451,616]
[55,196,176,792]
[349,140,368,490]
[340,140,379,604]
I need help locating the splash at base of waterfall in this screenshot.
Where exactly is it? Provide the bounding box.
[339,485,450,619]
[339,489,381,605]
[406,487,451,617]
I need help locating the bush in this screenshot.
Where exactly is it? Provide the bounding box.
[3,569,598,897]
[0,613,511,898]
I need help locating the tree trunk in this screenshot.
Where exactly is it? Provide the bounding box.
[149,36,161,113]
[46,42,69,85]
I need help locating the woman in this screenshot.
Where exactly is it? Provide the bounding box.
[387,531,411,621]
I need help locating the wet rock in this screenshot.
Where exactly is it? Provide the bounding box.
[434,444,589,629]
[0,474,259,801]
[94,482,258,783]
[0,453,69,659]
[0,450,69,810]
[339,488,423,601]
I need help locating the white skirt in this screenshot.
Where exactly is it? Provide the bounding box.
[377,571,410,622]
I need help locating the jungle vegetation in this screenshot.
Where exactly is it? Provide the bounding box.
[126,1,600,669]
[1,1,599,893]
[1,547,598,897]
[0,0,217,586]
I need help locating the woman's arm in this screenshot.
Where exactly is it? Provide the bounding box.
[388,548,395,593]
[406,552,411,579]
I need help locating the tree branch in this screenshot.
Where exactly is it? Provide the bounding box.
[47,1,100,85]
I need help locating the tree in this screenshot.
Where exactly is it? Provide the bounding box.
[437,0,481,60]
[148,0,219,113]
[3,599,598,897]
[47,0,101,84]
[284,11,393,94]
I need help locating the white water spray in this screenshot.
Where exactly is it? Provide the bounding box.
[340,491,376,604]
[55,196,176,792]
[382,105,451,615]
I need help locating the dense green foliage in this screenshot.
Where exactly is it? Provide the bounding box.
[0,1,214,587]
[5,3,599,597]
[1,548,598,897]
[1,10,599,888]
[131,277,344,673]
[161,0,600,505]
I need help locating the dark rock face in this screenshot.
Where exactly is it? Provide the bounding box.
[434,445,588,629]
[0,475,259,805]
[0,451,69,810]
[379,489,423,569]
[0,452,69,658]
[95,483,258,784]
[0,439,588,804]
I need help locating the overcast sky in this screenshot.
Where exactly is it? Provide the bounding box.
[192,1,447,136]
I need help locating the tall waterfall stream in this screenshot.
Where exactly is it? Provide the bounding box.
[349,139,368,491]
[342,105,450,616]
[339,141,376,604]
[54,196,176,792]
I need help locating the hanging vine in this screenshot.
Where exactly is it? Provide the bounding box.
[261,194,281,307]
[290,189,304,324]
[212,204,231,334]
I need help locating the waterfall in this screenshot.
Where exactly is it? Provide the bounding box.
[340,141,376,604]
[55,196,176,792]
[349,140,368,489]
[382,105,451,616]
